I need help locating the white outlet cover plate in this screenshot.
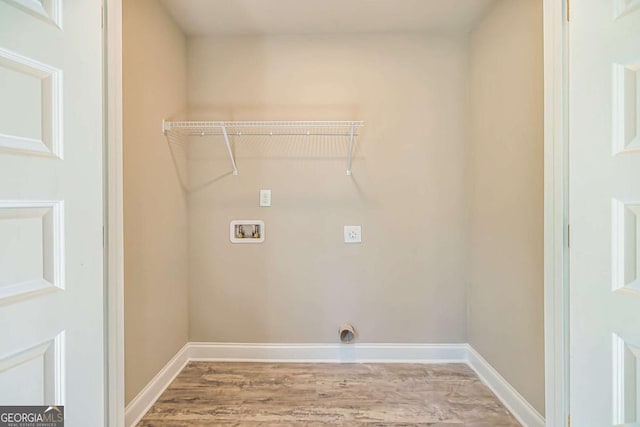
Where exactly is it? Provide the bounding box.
[260,189,271,207]
[344,225,362,243]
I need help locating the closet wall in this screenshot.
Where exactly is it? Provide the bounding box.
[123,0,189,404]
[467,0,545,415]
[122,0,544,414]
[187,34,470,343]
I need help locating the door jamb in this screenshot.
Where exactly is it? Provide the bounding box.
[105,0,125,425]
[543,0,570,425]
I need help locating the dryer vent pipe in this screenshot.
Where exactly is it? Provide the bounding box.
[339,323,356,344]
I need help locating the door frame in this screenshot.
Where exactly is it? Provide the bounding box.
[105,0,125,426]
[103,1,571,426]
[542,0,570,425]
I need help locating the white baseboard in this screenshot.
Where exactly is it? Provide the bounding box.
[124,343,190,427]
[189,342,468,363]
[467,346,545,427]
[125,342,544,427]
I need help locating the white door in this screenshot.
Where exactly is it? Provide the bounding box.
[0,1,105,426]
[570,0,640,425]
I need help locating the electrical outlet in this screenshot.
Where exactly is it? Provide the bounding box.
[344,225,362,243]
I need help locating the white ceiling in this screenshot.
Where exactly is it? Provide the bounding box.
[160,0,496,36]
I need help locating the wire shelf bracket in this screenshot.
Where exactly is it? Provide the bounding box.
[219,123,239,175]
[163,120,363,176]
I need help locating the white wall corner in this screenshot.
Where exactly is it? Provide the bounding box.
[467,346,545,427]
[124,343,190,427]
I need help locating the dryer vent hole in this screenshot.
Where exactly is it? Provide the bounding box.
[339,324,356,344]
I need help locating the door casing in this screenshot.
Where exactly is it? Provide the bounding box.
[105,0,125,426]
[543,0,569,426]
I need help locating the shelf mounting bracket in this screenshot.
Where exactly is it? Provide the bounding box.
[346,123,356,176]
[220,123,239,176]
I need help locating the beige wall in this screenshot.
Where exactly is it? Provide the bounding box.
[123,0,189,404]
[187,34,470,343]
[467,0,545,415]
[122,5,545,413]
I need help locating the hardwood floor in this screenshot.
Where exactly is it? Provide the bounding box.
[138,362,521,426]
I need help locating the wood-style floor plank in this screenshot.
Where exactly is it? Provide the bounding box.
[138,362,521,426]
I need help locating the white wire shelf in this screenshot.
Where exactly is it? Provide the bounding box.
[163,120,364,176]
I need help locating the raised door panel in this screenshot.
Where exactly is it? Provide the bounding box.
[0,48,62,157]
[0,333,64,405]
[0,201,64,302]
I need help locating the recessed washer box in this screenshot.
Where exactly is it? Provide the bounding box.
[230,220,264,243]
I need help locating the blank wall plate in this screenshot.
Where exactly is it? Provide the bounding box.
[344,225,362,243]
